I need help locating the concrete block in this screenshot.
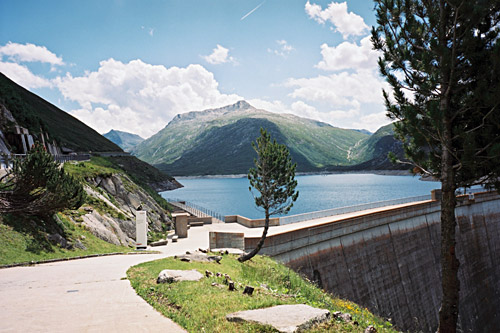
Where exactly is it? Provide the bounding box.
[174,213,189,238]
[209,232,244,250]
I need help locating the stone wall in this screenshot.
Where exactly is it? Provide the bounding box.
[246,192,500,332]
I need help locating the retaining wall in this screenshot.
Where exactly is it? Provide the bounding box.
[244,191,500,332]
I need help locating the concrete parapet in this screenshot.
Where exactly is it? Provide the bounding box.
[209,232,245,250]
[188,216,213,225]
[224,215,279,228]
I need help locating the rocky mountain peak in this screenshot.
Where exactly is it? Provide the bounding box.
[226,100,253,111]
[169,100,255,125]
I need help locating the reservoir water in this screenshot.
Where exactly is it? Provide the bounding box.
[161,173,440,219]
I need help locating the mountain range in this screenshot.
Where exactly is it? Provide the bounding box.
[132,101,405,176]
[0,72,405,177]
[103,129,144,152]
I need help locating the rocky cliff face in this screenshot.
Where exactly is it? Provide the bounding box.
[78,173,171,246]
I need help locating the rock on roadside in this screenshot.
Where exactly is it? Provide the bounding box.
[226,304,330,333]
[157,269,204,284]
[174,252,222,263]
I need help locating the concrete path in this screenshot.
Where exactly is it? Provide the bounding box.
[0,223,250,333]
[0,203,414,333]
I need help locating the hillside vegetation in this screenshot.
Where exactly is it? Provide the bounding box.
[0,213,130,266]
[0,73,121,152]
[0,156,176,266]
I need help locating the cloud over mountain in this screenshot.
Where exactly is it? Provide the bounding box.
[55,59,242,138]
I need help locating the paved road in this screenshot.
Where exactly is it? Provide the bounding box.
[0,202,430,332]
[0,223,251,333]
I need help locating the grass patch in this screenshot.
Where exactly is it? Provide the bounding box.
[127,255,396,332]
[0,213,130,266]
[63,157,119,180]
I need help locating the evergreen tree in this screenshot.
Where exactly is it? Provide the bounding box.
[372,1,500,331]
[239,128,299,262]
[0,143,86,216]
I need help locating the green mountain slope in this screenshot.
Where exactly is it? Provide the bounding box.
[340,123,406,171]
[351,123,395,162]
[133,101,369,175]
[0,73,121,152]
[159,118,317,175]
[103,129,144,152]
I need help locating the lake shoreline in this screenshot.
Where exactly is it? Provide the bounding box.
[175,169,418,180]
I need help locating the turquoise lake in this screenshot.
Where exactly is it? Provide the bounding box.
[160,173,440,219]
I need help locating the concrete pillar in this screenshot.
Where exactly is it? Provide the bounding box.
[136,211,147,249]
[431,189,442,201]
[173,213,189,238]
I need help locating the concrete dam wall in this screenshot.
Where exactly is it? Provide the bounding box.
[245,191,500,332]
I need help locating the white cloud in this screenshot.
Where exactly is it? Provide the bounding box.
[290,101,388,132]
[268,40,294,58]
[202,45,235,65]
[279,25,391,132]
[355,111,390,132]
[248,98,289,113]
[0,61,52,89]
[54,58,242,138]
[291,100,317,116]
[140,26,155,36]
[305,1,368,39]
[316,36,379,71]
[286,69,385,108]
[0,42,64,65]
[249,97,389,132]
[289,101,345,123]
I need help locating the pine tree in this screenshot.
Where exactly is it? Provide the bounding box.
[0,143,86,216]
[238,128,299,262]
[372,1,500,331]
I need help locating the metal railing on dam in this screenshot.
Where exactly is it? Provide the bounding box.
[279,194,432,225]
[278,186,488,225]
[165,198,225,223]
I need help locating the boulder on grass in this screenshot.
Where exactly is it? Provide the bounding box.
[157,269,204,284]
[227,304,330,333]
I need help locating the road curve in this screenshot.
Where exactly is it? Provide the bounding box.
[0,223,252,333]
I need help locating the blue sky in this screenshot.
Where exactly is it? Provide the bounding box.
[0,0,390,138]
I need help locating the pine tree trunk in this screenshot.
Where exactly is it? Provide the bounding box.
[438,183,459,333]
[238,209,270,262]
[438,109,460,333]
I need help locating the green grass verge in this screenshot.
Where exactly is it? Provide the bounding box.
[0,213,130,266]
[127,255,396,333]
